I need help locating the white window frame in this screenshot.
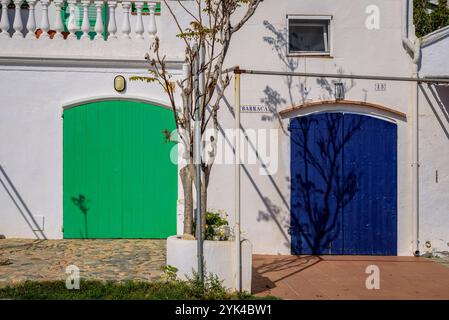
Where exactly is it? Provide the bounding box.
[287,15,333,57]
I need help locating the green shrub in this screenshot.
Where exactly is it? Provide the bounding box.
[185,271,228,300]
[161,265,178,282]
[194,210,231,241]
[414,0,449,37]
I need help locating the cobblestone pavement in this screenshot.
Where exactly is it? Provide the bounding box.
[0,239,166,287]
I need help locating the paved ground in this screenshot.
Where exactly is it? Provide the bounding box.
[252,255,449,300]
[2,239,449,299]
[0,239,166,287]
[428,253,449,269]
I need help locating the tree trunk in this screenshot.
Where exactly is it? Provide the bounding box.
[180,164,194,235]
[191,166,208,239]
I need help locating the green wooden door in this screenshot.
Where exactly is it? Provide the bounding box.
[63,100,177,238]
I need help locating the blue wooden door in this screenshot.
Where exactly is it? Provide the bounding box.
[290,113,397,255]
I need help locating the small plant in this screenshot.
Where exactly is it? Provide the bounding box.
[205,211,230,241]
[194,210,231,241]
[186,271,228,300]
[161,265,179,282]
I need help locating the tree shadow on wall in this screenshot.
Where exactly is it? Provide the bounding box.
[290,114,366,254]
[216,86,292,249]
[256,196,293,249]
[261,20,308,125]
[209,22,370,254]
[421,84,449,139]
[71,194,90,239]
[261,21,359,123]
[0,164,47,239]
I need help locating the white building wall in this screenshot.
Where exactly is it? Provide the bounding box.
[418,34,449,255]
[1,0,445,256]
[0,65,183,239]
[205,0,415,255]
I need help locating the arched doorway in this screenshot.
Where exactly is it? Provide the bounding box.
[290,112,397,255]
[63,100,177,238]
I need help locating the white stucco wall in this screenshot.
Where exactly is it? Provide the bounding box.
[418,31,449,255]
[1,0,446,257]
[205,0,415,255]
[420,29,449,76]
[0,64,183,239]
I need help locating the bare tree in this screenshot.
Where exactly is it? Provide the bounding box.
[132,0,262,238]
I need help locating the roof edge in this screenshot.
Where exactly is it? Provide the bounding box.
[421,25,449,48]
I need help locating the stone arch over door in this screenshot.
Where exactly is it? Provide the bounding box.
[279,99,406,122]
[62,99,177,239]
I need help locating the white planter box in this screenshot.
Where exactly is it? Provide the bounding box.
[166,235,253,292]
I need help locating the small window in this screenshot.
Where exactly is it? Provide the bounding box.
[287,16,331,55]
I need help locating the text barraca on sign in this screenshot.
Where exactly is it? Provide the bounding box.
[240,105,271,113]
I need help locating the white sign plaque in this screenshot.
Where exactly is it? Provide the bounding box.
[240,105,271,113]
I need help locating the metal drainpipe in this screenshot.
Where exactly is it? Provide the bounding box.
[402,0,415,53]
[411,39,421,257]
[402,0,421,256]
[234,66,242,292]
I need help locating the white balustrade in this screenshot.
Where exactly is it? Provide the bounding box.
[148,1,157,40]
[0,0,11,38]
[53,0,65,39]
[26,0,37,39]
[134,1,144,40]
[81,0,91,40]
[0,0,160,42]
[107,1,118,40]
[94,0,105,40]
[121,1,131,39]
[67,0,78,39]
[40,0,51,39]
[12,0,24,38]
